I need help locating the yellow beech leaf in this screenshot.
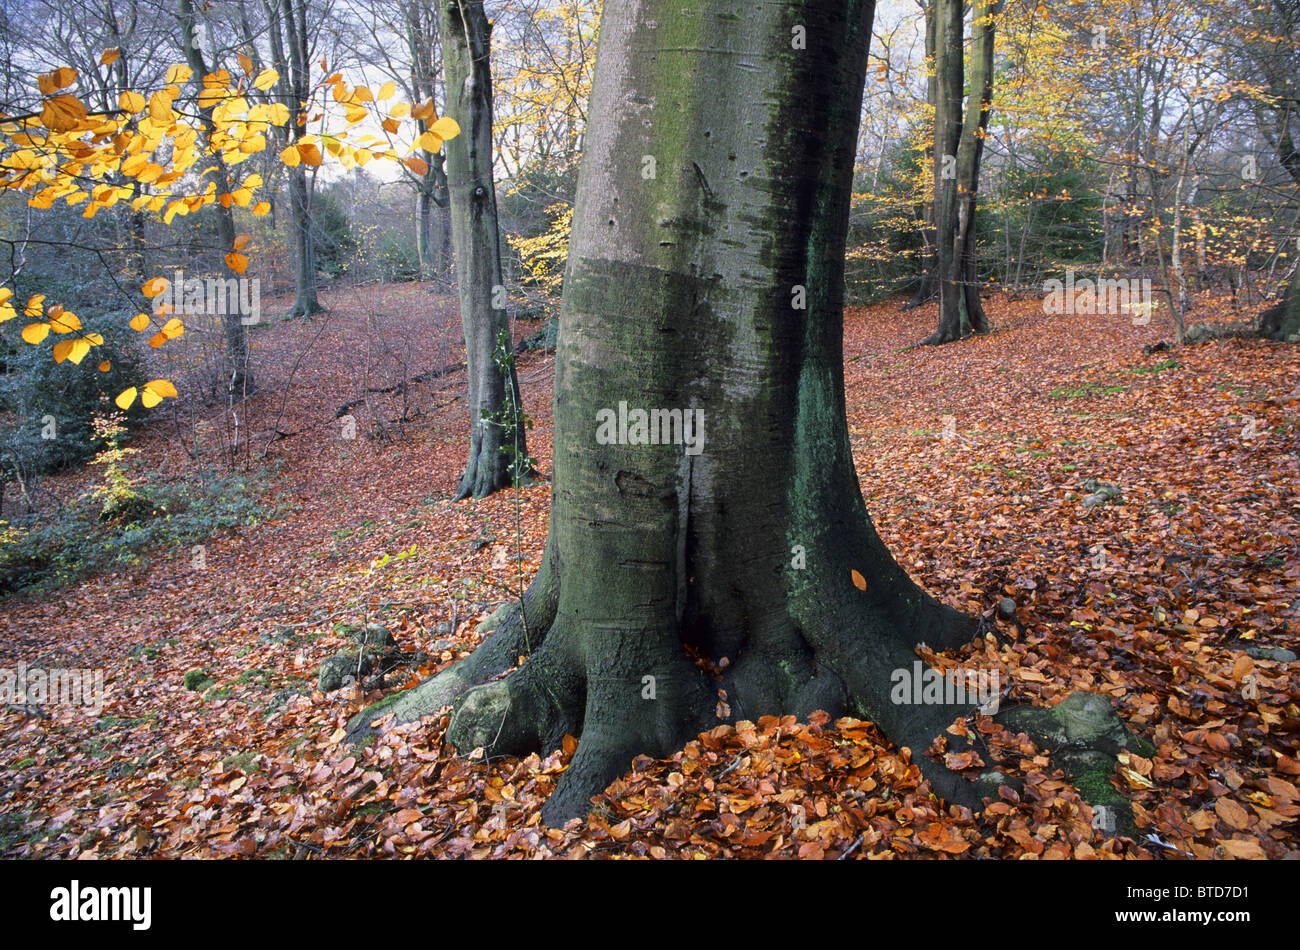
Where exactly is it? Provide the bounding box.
[297,142,322,165]
[252,68,279,91]
[141,277,168,298]
[115,387,137,410]
[280,143,300,167]
[404,156,429,176]
[428,116,460,139]
[98,360,111,372]
[121,153,149,177]
[851,569,867,591]
[238,52,253,74]
[252,201,270,216]
[377,80,396,100]
[148,90,173,122]
[21,322,50,345]
[411,99,434,121]
[140,379,178,407]
[233,233,252,251]
[100,48,121,66]
[164,64,193,84]
[24,294,45,317]
[129,312,150,331]
[225,252,248,274]
[37,67,78,95]
[52,338,91,364]
[381,117,400,134]
[148,331,167,348]
[414,130,442,153]
[119,89,145,113]
[41,93,88,132]
[389,101,410,118]
[161,318,184,339]
[48,310,80,333]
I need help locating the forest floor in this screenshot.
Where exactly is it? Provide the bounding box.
[1,284,1297,859]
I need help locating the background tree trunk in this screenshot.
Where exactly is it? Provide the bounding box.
[268,0,321,319]
[1259,264,1300,340]
[903,0,938,311]
[927,0,998,344]
[178,0,253,397]
[438,0,529,499]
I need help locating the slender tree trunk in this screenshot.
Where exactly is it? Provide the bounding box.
[178,0,253,397]
[903,0,938,311]
[438,0,529,499]
[928,0,963,341]
[275,0,321,319]
[927,0,998,344]
[416,187,433,277]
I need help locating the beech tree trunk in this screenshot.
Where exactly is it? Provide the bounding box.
[903,0,938,312]
[179,0,253,397]
[1259,265,1300,341]
[926,0,997,344]
[438,0,529,499]
[350,0,1131,826]
[267,0,321,319]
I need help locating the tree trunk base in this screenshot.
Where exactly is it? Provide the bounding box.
[347,562,1143,827]
[284,297,324,321]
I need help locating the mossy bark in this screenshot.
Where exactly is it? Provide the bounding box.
[355,0,1132,827]
[1259,265,1300,341]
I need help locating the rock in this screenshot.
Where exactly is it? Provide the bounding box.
[258,627,297,647]
[426,639,454,653]
[1002,691,1141,756]
[432,621,454,637]
[1001,692,1147,836]
[1078,479,1122,508]
[350,623,397,650]
[1227,644,1297,663]
[318,652,373,692]
[997,598,1018,619]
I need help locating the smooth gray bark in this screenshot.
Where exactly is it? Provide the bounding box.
[438,0,529,499]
